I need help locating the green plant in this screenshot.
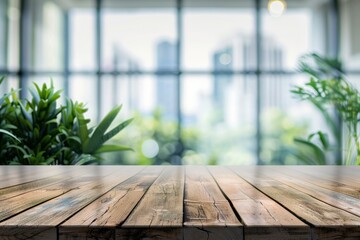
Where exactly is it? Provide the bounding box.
[0,77,132,165]
[292,53,360,165]
[106,110,194,165]
[261,109,309,165]
[0,77,21,160]
[75,104,133,164]
[292,131,330,165]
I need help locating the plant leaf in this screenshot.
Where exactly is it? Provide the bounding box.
[0,129,21,142]
[8,144,28,157]
[75,108,90,146]
[86,105,122,152]
[29,87,40,105]
[102,118,133,144]
[95,144,133,154]
[317,131,330,149]
[74,154,97,165]
[0,76,4,85]
[19,101,33,126]
[294,137,326,165]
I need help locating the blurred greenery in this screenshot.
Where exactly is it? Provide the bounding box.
[261,109,309,165]
[107,109,255,165]
[104,109,199,165]
[107,106,311,166]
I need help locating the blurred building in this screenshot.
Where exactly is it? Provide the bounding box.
[156,40,178,121]
[213,34,284,128]
[100,46,140,118]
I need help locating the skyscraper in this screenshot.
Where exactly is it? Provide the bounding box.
[213,47,233,122]
[156,40,177,121]
[212,34,284,127]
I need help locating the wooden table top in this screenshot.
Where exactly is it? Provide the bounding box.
[0,166,359,240]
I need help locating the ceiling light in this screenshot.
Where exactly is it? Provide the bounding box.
[268,0,287,17]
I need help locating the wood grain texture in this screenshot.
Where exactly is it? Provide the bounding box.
[209,166,309,240]
[0,166,69,189]
[59,227,115,240]
[59,167,163,240]
[116,227,243,240]
[0,175,90,222]
[294,166,359,178]
[244,227,311,240]
[0,166,118,222]
[0,166,142,233]
[0,166,358,240]
[123,166,184,227]
[0,227,56,240]
[0,174,71,202]
[231,166,360,226]
[311,227,360,240]
[116,228,182,240]
[284,166,360,199]
[184,166,241,227]
[262,167,360,217]
[183,227,243,240]
[231,166,360,239]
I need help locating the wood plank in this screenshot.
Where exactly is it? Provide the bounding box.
[0,166,68,189]
[232,166,360,199]
[116,228,182,240]
[183,227,243,240]
[0,166,141,225]
[267,166,360,218]
[287,166,360,198]
[0,167,143,240]
[0,166,358,240]
[0,171,78,202]
[59,167,163,240]
[0,168,113,222]
[0,166,120,222]
[122,166,184,227]
[261,167,360,218]
[295,166,359,177]
[118,166,243,239]
[282,166,360,186]
[184,167,243,239]
[117,227,244,240]
[184,166,241,228]
[208,166,309,240]
[231,166,360,240]
[0,227,56,240]
[0,166,60,180]
[311,227,360,240]
[59,227,115,240]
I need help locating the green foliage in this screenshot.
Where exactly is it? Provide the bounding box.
[293,132,330,165]
[105,110,199,165]
[293,53,360,165]
[76,104,133,157]
[298,53,343,79]
[261,109,309,165]
[0,77,132,165]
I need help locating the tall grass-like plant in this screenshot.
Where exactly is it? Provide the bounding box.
[0,77,132,165]
[292,53,360,165]
[75,104,133,164]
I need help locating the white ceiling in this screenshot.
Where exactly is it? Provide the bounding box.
[57,0,331,9]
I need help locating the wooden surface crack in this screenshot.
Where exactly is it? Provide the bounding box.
[0,166,359,240]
